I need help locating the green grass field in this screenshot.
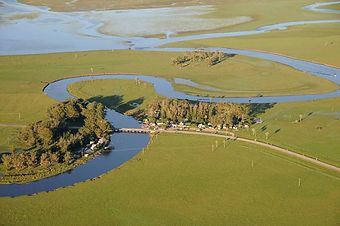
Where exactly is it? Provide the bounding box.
[165,23,340,67]
[0,51,338,161]
[237,98,340,167]
[68,79,159,115]
[1,133,339,225]
[1,1,339,224]
[68,79,340,167]
[0,50,333,124]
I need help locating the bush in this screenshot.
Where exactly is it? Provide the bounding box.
[172,50,231,67]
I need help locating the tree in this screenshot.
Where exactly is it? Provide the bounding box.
[18,124,37,147]
[8,99,112,172]
[26,152,37,168]
[265,132,270,141]
[9,144,16,154]
[40,152,51,168]
[37,124,54,148]
[299,114,303,122]
[13,153,27,170]
[2,154,13,171]
[63,151,73,164]
[50,152,60,164]
[252,128,256,138]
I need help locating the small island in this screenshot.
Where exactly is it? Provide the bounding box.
[172,50,235,67]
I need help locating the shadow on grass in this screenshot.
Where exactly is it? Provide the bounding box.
[250,103,276,116]
[88,95,144,115]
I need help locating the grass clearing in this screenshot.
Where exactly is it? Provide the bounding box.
[0,133,339,225]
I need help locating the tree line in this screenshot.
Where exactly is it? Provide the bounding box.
[1,99,112,171]
[146,99,250,127]
[172,50,234,67]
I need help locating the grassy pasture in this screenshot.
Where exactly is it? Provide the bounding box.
[165,23,340,67]
[0,50,332,120]
[0,50,338,160]
[68,79,340,167]
[237,97,340,167]
[0,133,339,225]
[1,1,339,224]
[68,79,158,115]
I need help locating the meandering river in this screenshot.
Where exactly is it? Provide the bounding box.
[0,0,339,197]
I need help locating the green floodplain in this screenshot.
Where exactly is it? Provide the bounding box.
[68,78,340,167]
[1,49,339,166]
[1,0,340,225]
[0,49,339,224]
[1,134,340,225]
[166,23,340,67]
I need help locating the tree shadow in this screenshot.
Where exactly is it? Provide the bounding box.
[260,125,267,131]
[226,53,237,58]
[299,112,314,123]
[88,95,123,109]
[249,103,276,116]
[274,128,281,134]
[88,95,144,115]
[266,128,281,139]
[119,97,145,113]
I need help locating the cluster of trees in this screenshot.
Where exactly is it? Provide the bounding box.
[146,99,250,127]
[172,50,233,67]
[1,150,66,171]
[1,99,112,171]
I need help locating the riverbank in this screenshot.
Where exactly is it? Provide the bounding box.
[0,152,98,184]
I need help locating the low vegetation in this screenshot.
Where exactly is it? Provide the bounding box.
[9,12,40,20]
[0,99,112,183]
[172,50,233,67]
